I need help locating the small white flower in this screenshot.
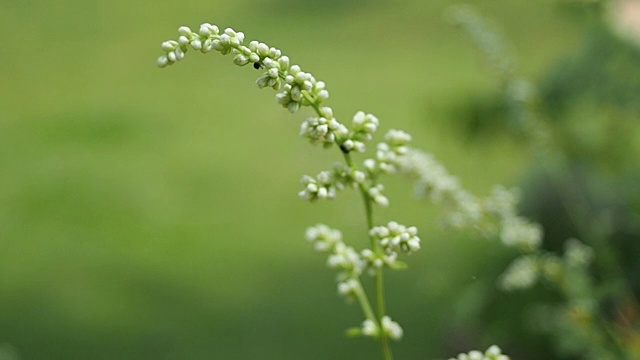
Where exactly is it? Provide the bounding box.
[368,184,389,207]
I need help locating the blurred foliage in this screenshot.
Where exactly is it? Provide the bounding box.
[451,2,640,359]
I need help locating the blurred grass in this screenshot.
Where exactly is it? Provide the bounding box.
[0,0,583,359]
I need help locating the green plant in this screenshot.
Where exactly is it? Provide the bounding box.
[449,4,640,359]
[155,21,527,360]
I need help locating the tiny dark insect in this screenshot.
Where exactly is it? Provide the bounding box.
[253,62,261,69]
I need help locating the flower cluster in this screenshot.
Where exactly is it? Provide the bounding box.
[396,150,543,251]
[395,149,483,227]
[360,248,398,275]
[157,23,330,116]
[157,25,244,66]
[499,238,594,291]
[300,107,349,148]
[274,64,329,113]
[486,186,542,251]
[305,224,363,299]
[338,111,380,153]
[364,129,412,175]
[304,223,343,252]
[298,163,366,202]
[370,221,420,255]
[448,345,510,360]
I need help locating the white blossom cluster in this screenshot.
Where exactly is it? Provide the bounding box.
[486,186,542,251]
[305,224,364,300]
[158,24,407,215]
[395,149,482,228]
[396,150,543,251]
[157,24,330,114]
[299,107,348,148]
[448,345,510,360]
[339,111,380,153]
[304,223,343,252]
[370,221,420,255]
[158,24,386,158]
[304,221,419,299]
[499,238,594,291]
[274,64,329,113]
[298,163,366,202]
[364,129,412,175]
[360,316,403,340]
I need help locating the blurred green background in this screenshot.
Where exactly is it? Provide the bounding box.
[0,0,617,359]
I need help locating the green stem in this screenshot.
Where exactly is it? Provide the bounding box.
[353,278,377,322]
[376,268,393,360]
[344,152,394,360]
[304,90,393,360]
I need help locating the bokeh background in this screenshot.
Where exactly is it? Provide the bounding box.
[1,0,639,359]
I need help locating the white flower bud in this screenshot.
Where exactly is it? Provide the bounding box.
[191,39,202,50]
[157,55,169,67]
[319,107,333,119]
[468,351,483,360]
[256,42,269,56]
[178,26,193,37]
[256,74,270,88]
[267,47,278,58]
[178,35,190,45]
[317,90,329,102]
[202,39,213,53]
[161,40,178,51]
[290,86,302,102]
[174,47,185,60]
[278,56,290,70]
[198,23,214,36]
[249,53,260,63]
[233,54,249,66]
[486,345,502,356]
[219,34,231,46]
[287,101,300,113]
